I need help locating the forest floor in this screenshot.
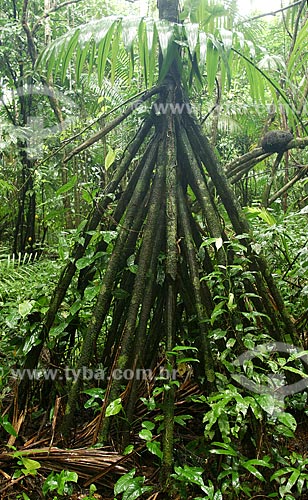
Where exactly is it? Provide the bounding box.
[1,378,308,499]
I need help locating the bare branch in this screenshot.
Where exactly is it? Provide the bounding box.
[32,0,84,34]
[268,164,308,205]
[289,0,307,56]
[63,86,162,163]
[227,136,308,183]
[238,1,302,24]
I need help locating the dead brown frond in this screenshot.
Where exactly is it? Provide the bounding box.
[0,446,132,487]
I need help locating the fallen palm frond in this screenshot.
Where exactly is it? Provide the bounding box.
[0,447,131,487]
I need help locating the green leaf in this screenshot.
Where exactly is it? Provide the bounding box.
[210,442,237,457]
[56,175,77,196]
[20,458,41,476]
[206,37,219,95]
[105,146,116,170]
[97,21,117,87]
[76,254,94,270]
[106,397,122,417]
[139,429,152,441]
[141,420,155,431]
[18,300,34,318]
[174,414,192,426]
[69,299,82,316]
[285,469,300,492]
[75,40,91,83]
[61,28,80,81]
[83,388,105,402]
[246,207,276,226]
[122,17,140,52]
[114,469,136,495]
[123,483,152,500]
[124,445,134,455]
[171,345,198,352]
[155,20,174,60]
[271,467,294,481]
[43,472,59,495]
[277,412,297,432]
[173,465,206,491]
[57,470,78,495]
[255,394,276,415]
[146,441,163,459]
[0,416,18,437]
[185,22,199,56]
[22,333,42,355]
[241,461,265,482]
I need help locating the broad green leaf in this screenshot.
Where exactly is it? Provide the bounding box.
[22,333,41,355]
[57,470,78,494]
[124,445,134,455]
[106,398,122,417]
[0,416,18,437]
[69,299,82,316]
[75,254,94,270]
[285,469,300,492]
[102,230,118,244]
[146,441,163,459]
[271,467,293,481]
[255,394,276,415]
[277,412,297,432]
[173,466,206,491]
[105,146,116,170]
[20,458,41,475]
[200,237,218,247]
[246,207,276,226]
[174,414,192,426]
[244,457,273,468]
[83,387,105,398]
[49,322,68,338]
[122,483,152,500]
[210,442,237,457]
[141,420,155,431]
[114,469,136,495]
[42,472,60,495]
[282,365,308,378]
[18,300,34,318]
[56,175,77,196]
[139,429,152,441]
[241,461,265,482]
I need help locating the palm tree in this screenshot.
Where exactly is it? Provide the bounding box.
[18,0,304,487]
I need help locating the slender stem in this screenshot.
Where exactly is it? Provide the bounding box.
[64,87,161,162]
[177,183,216,388]
[99,138,166,443]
